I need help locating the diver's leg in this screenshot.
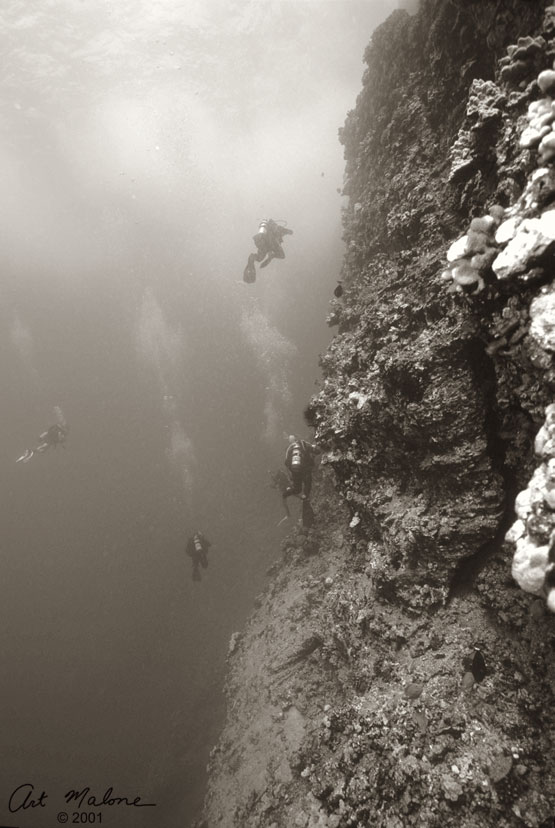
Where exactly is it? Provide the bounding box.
[283,473,302,498]
[281,496,291,519]
[260,244,284,268]
[243,252,258,282]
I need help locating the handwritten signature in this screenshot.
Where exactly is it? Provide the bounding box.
[8,783,156,813]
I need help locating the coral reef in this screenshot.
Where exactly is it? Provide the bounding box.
[198,3,555,827]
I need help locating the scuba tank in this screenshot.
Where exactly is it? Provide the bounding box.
[290,442,303,470]
[194,534,203,553]
[253,219,270,247]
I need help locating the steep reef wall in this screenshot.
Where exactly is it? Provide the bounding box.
[199,2,555,826]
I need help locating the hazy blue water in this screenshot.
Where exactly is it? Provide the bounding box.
[0,2,403,825]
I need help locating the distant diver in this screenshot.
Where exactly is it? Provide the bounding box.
[186,531,212,582]
[17,416,69,464]
[243,219,293,283]
[282,435,320,503]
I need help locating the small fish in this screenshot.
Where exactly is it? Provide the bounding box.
[333,283,343,298]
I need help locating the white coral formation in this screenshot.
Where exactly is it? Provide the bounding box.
[492,208,555,280]
[506,404,555,609]
[529,286,555,351]
[524,69,555,162]
[444,35,555,292]
[520,98,555,153]
[494,215,522,246]
[534,403,555,453]
[500,35,547,86]
[512,537,549,594]
[441,211,504,293]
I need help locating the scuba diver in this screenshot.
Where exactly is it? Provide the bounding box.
[17,419,69,463]
[36,423,68,452]
[186,531,212,582]
[243,219,293,283]
[282,435,320,502]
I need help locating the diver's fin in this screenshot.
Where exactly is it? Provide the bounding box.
[243,264,256,283]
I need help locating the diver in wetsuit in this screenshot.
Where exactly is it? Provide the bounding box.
[17,421,69,463]
[282,435,320,501]
[186,531,212,582]
[243,219,293,283]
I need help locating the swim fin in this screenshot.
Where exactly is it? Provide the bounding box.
[243,263,256,283]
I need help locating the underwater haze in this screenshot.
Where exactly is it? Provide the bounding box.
[0,1,399,825]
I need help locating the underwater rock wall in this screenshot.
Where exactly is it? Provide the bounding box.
[199,2,555,827]
[311,0,551,608]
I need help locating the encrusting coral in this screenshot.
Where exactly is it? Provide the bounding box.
[499,35,547,87]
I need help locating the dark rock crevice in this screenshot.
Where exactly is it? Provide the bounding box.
[445,333,525,599]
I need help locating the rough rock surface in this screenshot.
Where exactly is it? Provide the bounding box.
[198,2,555,827]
